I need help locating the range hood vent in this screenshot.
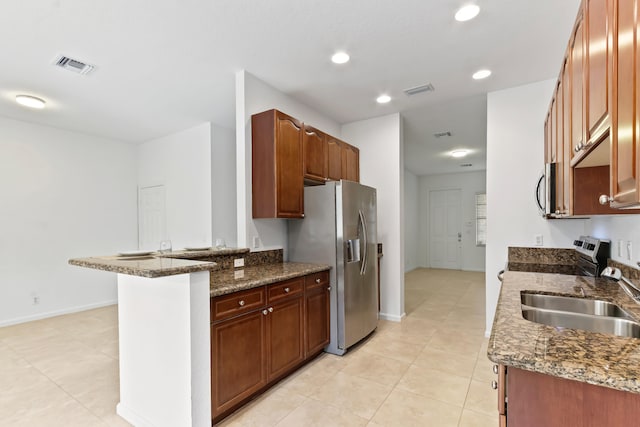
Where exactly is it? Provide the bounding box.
[404,83,435,96]
[53,54,95,75]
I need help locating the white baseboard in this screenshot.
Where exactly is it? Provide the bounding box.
[0,299,118,327]
[117,402,155,427]
[379,312,405,322]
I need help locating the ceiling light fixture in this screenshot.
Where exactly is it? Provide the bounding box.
[451,149,470,158]
[331,52,350,64]
[376,94,391,104]
[455,4,480,22]
[472,69,492,80]
[15,95,46,109]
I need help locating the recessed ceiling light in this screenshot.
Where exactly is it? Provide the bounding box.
[331,52,350,64]
[472,69,492,80]
[455,4,480,22]
[15,95,46,109]
[376,94,391,104]
[451,149,470,158]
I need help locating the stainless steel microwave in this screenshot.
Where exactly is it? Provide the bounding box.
[535,163,556,217]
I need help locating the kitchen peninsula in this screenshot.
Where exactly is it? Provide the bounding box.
[69,248,329,427]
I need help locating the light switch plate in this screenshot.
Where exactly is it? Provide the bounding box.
[253,236,260,248]
[627,241,633,261]
[534,235,543,246]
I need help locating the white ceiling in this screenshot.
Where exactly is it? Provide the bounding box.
[0,0,580,175]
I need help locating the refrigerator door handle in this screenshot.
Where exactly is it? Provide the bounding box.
[359,209,368,275]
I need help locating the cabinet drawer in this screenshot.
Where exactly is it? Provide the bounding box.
[268,278,304,303]
[305,271,330,291]
[212,287,266,322]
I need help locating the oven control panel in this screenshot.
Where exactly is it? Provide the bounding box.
[573,235,610,269]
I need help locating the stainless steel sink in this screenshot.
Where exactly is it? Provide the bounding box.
[521,306,640,338]
[521,292,634,320]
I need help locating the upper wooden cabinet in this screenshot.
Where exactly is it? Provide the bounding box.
[585,0,612,141]
[571,14,586,154]
[562,58,573,214]
[610,0,640,206]
[302,124,328,183]
[252,109,304,218]
[341,143,360,182]
[326,135,343,181]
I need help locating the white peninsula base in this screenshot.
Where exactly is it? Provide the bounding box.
[115,271,211,427]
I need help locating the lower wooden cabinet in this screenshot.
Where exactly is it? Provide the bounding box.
[499,365,640,426]
[210,270,330,423]
[211,310,267,418]
[304,273,330,356]
[266,296,304,381]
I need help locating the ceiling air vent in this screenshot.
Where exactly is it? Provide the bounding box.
[433,131,452,138]
[460,163,473,167]
[53,54,95,75]
[403,83,435,96]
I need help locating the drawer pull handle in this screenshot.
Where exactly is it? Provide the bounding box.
[238,300,245,307]
[262,309,268,315]
[491,380,498,390]
[315,278,321,283]
[268,307,274,313]
[284,287,290,293]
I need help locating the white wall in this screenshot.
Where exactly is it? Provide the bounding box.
[486,79,586,334]
[342,114,405,321]
[138,123,212,250]
[404,170,419,272]
[211,124,237,248]
[0,116,137,326]
[418,171,487,272]
[586,216,640,267]
[235,70,341,253]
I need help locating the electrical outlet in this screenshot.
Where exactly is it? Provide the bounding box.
[627,241,633,261]
[234,258,245,268]
[534,235,543,246]
[253,236,260,248]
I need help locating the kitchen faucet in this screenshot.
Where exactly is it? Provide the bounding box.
[601,267,640,304]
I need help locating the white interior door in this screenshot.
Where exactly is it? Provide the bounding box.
[138,185,166,251]
[429,189,462,269]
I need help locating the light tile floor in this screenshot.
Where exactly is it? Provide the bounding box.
[0,268,496,426]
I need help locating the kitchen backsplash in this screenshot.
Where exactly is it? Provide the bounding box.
[507,247,578,275]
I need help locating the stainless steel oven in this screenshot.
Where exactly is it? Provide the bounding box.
[573,236,610,277]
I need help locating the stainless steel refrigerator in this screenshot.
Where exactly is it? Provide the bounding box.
[288,180,378,355]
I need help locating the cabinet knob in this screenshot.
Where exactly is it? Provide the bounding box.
[284,287,290,293]
[492,365,499,374]
[268,307,274,313]
[238,300,245,307]
[315,278,321,284]
[327,286,331,291]
[491,380,498,390]
[301,214,305,218]
[262,309,268,315]
[599,194,613,205]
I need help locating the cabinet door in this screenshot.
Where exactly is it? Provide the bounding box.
[276,112,304,217]
[562,58,573,214]
[611,0,640,206]
[571,15,586,153]
[326,136,343,181]
[341,143,360,182]
[586,0,611,139]
[266,297,304,381]
[303,125,328,183]
[305,286,330,356]
[211,310,267,419]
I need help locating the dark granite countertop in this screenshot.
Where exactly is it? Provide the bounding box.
[210,262,330,297]
[488,271,640,394]
[69,254,218,278]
